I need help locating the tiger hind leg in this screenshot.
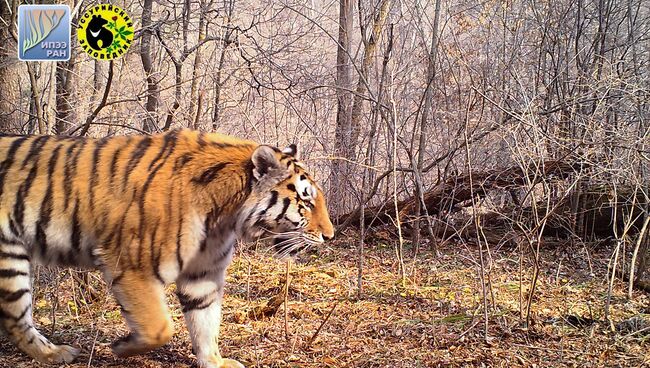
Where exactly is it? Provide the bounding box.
[109,271,174,357]
[0,242,80,364]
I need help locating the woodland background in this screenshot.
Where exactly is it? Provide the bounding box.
[0,0,649,366]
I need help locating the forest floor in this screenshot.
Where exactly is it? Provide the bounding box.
[1,231,649,367]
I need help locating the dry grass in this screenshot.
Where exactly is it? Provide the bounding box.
[2,234,649,367]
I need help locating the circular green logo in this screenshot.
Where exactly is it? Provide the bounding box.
[77,4,133,60]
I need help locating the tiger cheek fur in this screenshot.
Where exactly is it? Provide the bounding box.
[0,130,333,368]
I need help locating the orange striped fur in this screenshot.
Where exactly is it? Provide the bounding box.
[0,129,334,367]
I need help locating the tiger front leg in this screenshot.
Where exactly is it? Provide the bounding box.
[177,268,244,368]
[109,271,174,357]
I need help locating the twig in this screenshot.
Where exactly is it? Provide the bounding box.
[307,302,338,348]
[628,215,650,298]
[86,329,100,368]
[73,60,114,136]
[284,259,291,341]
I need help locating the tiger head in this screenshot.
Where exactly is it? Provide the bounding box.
[238,144,334,257]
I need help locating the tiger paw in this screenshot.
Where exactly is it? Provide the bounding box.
[219,358,245,368]
[43,344,80,364]
[199,357,245,368]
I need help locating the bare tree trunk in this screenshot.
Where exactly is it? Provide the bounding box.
[330,0,354,216]
[27,62,45,134]
[190,0,207,130]
[348,0,391,146]
[211,0,234,131]
[55,56,76,133]
[0,0,20,132]
[140,0,160,133]
[412,0,441,252]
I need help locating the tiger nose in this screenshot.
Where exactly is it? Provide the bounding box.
[323,233,334,241]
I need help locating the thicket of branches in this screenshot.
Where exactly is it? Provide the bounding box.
[0,0,648,325]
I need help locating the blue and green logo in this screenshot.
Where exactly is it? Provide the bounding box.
[17,4,70,61]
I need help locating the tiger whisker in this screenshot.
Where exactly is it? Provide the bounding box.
[274,238,305,258]
[259,237,301,258]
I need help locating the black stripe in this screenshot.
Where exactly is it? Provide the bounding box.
[112,213,126,254]
[0,269,28,278]
[243,160,255,192]
[253,217,270,229]
[111,271,125,286]
[122,136,152,190]
[192,162,229,185]
[89,138,110,212]
[70,201,82,253]
[109,146,124,189]
[197,132,207,147]
[0,288,29,302]
[0,137,29,202]
[8,219,20,238]
[47,144,62,177]
[15,305,30,321]
[266,190,279,209]
[150,222,164,284]
[287,183,296,191]
[176,291,216,313]
[148,129,179,171]
[20,135,49,169]
[13,162,39,236]
[0,304,29,321]
[182,270,211,282]
[0,251,29,261]
[136,136,177,266]
[34,223,48,257]
[138,133,178,243]
[213,243,233,262]
[109,137,132,189]
[35,144,62,255]
[63,139,87,210]
[275,198,291,221]
[176,208,184,271]
[173,153,193,172]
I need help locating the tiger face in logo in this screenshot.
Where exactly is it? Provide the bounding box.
[0,130,334,368]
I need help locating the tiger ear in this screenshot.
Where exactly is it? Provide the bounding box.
[251,145,282,180]
[282,144,298,159]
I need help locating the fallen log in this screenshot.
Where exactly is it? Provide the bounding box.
[337,160,582,228]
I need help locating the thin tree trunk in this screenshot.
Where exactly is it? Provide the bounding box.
[348,0,391,146]
[211,0,234,131]
[190,0,207,130]
[27,62,46,134]
[0,0,20,132]
[140,0,160,133]
[55,50,76,133]
[331,0,354,215]
[412,0,441,252]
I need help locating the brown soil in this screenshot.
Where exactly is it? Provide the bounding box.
[1,235,649,367]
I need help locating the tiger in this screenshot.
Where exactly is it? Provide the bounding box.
[0,129,334,368]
